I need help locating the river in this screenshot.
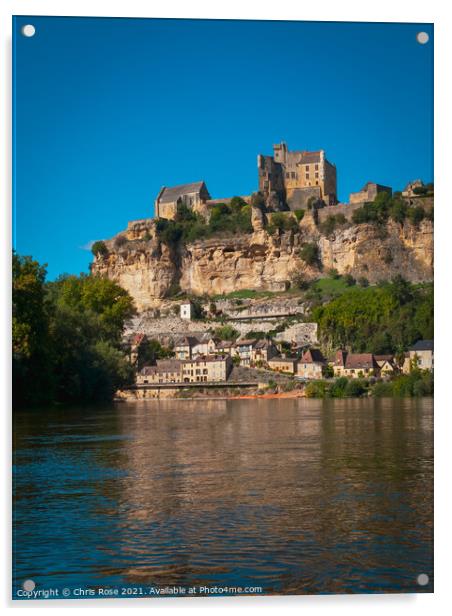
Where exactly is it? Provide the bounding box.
[13,397,433,598]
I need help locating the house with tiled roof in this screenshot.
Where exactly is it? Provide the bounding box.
[333,350,379,378]
[250,339,278,365]
[297,348,326,379]
[268,355,298,374]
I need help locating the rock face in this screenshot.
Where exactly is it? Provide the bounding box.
[91,216,433,311]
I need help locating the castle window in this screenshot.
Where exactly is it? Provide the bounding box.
[306,174,309,180]
[315,164,319,171]
[305,165,309,171]
[315,172,319,178]
[291,172,296,179]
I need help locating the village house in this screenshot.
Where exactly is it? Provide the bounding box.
[403,340,434,373]
[154,181,211,220]
[216,340,234,355]
[233,338,257,366]
[374,354,397,377]
[268,356,298,374]
[181,355,232,383]
[192,334,217,357]
[136,359,183,385]
[333,351,380,378]
[250,339,278,365]
[297,348,326,379]
[174,336,199,360]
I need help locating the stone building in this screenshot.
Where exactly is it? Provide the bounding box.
[137,355,232,384]
[154,181,211,220]
[349,182,392,204]
[402,179,424,197]
[181,355,232,383]
[403,339,434,373]
[250,339,278,365]
[258,141,337,210]
[268,356,298,374]
[297,348,326,379]
[136,359,183,384]
[333,351,380,378]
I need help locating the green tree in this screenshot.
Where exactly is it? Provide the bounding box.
[299,242,320,267]
[91,240,108,257]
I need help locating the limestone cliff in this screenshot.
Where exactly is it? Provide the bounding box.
[91,213,433,311]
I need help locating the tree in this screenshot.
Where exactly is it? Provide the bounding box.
[13,253,137,408]
[137,339,171,370]
[91,240,108,257]
[12,253,54,406]
[214,325,239,341]
[299,242,320,267]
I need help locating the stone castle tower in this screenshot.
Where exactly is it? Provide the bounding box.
[258,141,337,210]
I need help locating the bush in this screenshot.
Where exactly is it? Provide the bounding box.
[318,214,346,236]
[267,212,299,235]
[214,325,239,341]
[343,274,356,286]
[406,206,425,227]
[299,242,320,267]
[294,209,305,222]
[357,277,369,287]
[91,240,108,257]
[291,272,310,290]
[344,378,368,397]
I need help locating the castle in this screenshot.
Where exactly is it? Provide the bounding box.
[257,141,337,210]
[153,142,400,220]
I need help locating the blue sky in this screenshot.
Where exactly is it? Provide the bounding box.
[13,17,433,279]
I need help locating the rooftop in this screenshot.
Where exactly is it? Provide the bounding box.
[158,181,207,204]
[410,339,434,352]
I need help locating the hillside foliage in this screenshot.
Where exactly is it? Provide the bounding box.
[312,277,433,354]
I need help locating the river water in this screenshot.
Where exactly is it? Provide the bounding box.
[13,397,433,597]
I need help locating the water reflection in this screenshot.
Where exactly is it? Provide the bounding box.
[13,397,433,595]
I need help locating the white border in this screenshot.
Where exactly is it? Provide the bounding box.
[2,1,451,614]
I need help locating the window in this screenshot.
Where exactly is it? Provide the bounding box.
[305,165,309,171]
[315,164,319,171]
[315,172,319,178]
[306,174,309,180]
[291,172,296,179]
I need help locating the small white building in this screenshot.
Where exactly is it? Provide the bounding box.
[180,302,192,320]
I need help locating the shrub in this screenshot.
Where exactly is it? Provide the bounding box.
[407,206,425,227]
[91,240,108,257]
[214,325,239,341]
[294,209,305,222]
[299,242,320,267]
[357,277,369,287]
[291,272,310,290]
[344,378,368,397]
[343,274,356,286]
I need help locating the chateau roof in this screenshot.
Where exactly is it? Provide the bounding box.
[158,181,206,204]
